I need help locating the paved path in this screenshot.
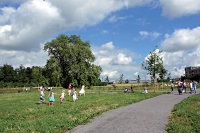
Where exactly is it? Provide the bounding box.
[68,90,199,133]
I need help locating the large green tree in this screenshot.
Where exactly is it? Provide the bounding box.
[44,34,102,88]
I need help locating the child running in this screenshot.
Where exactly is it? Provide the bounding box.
[48,90,55,105]
[60,90,66,104]
[39,87,45,104]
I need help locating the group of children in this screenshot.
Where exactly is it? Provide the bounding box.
[38,84,86,105]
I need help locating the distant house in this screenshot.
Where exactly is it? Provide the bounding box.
[185,66,200,79]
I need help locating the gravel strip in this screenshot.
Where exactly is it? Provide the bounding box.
[68,90,199,133]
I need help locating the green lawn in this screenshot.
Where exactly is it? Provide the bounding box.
[166,94,200,133]
[0,88,162,133]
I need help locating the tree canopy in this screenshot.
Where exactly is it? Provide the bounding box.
[44,34,102,88]
[141,49,168,81]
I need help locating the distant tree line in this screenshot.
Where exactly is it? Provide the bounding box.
[0,34,103,88]
[0,64,104,88]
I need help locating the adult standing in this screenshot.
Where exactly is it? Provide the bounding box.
[182,80,187,93]
[177,80,182,95]
[190,80,194,94]
[171,82,174,94]
[193,80,197,94]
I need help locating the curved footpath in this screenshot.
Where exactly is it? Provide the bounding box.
[68,90,199,133]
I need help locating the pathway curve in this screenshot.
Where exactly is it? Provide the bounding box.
[68,90,199,133]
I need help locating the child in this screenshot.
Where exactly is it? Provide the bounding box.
[143,84,148,94]
[60,90,66,104]
[68,83,72,96]
[73,88,78,102]
[39,87,45,104]
[48,90,55,105]
[79,84,85,96]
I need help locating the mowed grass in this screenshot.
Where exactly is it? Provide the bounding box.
[0,88,162,133]
[166,94,200,133]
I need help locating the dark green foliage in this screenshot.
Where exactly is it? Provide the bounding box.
[44,34,102,88]
[0,64,45,88]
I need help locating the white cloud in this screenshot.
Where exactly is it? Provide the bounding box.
[101,71,118,80]
[170,67,186,78]
[134,72,139,76]
[108,15,133,23]
[160,27,200,52]
[139,31,161,39]
[0,0,62,51]
[101,42,115,50]
[160,0,200,18]
[92,42,143,81]
[114,53,132,65]
[0,7,16,25]
[139,31,149,37]
[0,44,49,68]
[0,0,156,52]
[160,27,200,78]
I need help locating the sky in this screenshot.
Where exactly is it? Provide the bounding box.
[0,0,200,81]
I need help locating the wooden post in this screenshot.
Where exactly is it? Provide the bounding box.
[154,77,157,93]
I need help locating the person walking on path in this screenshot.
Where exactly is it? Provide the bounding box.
[182,80,187,93]
[177,80,183,95]
[193,80,197,94]
[190,80,194,94]
[171,82,174,94]
[68,90,199,133]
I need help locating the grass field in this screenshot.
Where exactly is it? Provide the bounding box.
[166,93,200,133]
[0,87,163,133]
